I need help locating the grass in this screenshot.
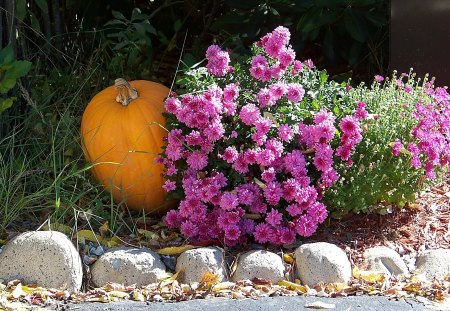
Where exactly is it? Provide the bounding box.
[0,46,134,237]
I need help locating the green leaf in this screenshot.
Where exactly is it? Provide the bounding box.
[111,10,127,21]
[0,97,15,113]
[15,0,27,21]
[140,22,156,35]
[0,78,17,93]
[8,60,32,77]
[344,10,367,43]
[34,0,49,14]
[29,11,41,32]
[173,19,183,32]
[0,45,15,64]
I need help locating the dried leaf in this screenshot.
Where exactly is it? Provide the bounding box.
[132,290,145,301]
[352,267,385,283]
[76,229,102,244]
[212,282,236,292]
[157,245,196,255]
[305,301,336,309]
[278,280,307,293]
[137,229,159,240]
[108,290,129,299]
[11,283,24,299]
[283,253,294,264]
[99,221,109,238]
[199,272,220,290]
[252,277,272,286]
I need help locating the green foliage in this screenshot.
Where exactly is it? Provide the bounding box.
[211,0,388,79]
[0,46,31,114]
[104,8,157,69]
[325,72,445,217]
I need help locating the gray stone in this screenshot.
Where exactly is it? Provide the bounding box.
[176,247,227,284]
[232,250,285,283]
[91,247,168,287]
[364,246,409,276]
[415,249,450,280]
[0,231,83,291]
[295,242,351,286]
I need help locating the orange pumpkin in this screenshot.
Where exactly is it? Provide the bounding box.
[81,78,171,213]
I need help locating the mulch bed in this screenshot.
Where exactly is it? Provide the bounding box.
[306,183,450,268]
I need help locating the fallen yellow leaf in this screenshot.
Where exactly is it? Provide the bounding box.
[108,290,129,299]
[278,280,307,293]
[156,245,196,255]
[132,290,145,301]
[76,229,103,244]
[283,253,294,264]
[352,267,385,283]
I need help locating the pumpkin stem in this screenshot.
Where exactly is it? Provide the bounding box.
[115,78,138,106]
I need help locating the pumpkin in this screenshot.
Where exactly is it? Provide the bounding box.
[81,78,171,213]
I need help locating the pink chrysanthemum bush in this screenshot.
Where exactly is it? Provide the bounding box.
[159,27,370,246]
[326,70,450,216]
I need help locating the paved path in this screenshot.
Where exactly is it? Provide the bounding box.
[60,296,435,311]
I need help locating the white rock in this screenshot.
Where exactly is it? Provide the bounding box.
[232,250,285,283]
[176,247,226,284]
[364,246,409,276]
[295,242,351,286]
[91,247,167,287]
[415,249,450,280]
[0,231,83,291]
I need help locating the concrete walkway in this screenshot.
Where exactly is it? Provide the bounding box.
[61,296,436,311]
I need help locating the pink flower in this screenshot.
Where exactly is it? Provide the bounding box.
[239,104,260,125]
[163,180,177,192]
[286,83,305,102]
[255,117,274,135]
[220,192,239,210]
[278,124,294,142]
[392,140,403,156]
[244,149,258,164]
[286,203,303,217]
[279,47,295,67]
[223,83,240,102]
[257,88,273,108]
[264,181,283,205]
[269,83,287,101]
[305,59,314,69]
[374,75,385,82]
[279,227,296,244]
[254,223,273,243]
[340,116,360,135]
[187,150,208,170]
[186,130,203,146]
[320,168,339,188]
[292,60,303,74]
[206,45,231,77]
[294,215,317,237]
[222,146,239,163]
[232,153,249,174]
[314,110,335,125]
[266,209,283,226]
[164,210,183,228]
[181,221,198,238]
[256,149,276,166]
[224,224,241,241]
[240,219,256,234]
[262,167,276,182]
[204,121,225,142]
[313,153,333,172]
[165,97,181,114]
